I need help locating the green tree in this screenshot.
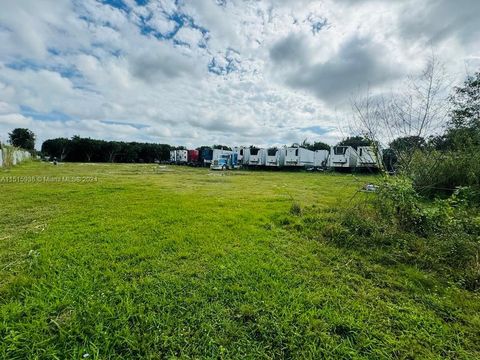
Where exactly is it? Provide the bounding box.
[446,71,480,149]
[41,138,70,160]
[213,145,231,150]
[450,71,480,129]
[337,136,371,150]
[8,128,35,150]
[303,141,330,151]
[389,136,426,154]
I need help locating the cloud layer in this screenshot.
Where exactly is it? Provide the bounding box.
[0,0,478,148]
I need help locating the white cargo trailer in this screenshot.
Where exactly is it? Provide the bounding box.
[284,147,314,167]
[313,150,329,169]
[329,146,358,169]
[245,147,267,167]
[175,149,188,164]
[356,146,381,169]
[265,147,286,167]
[233,146,246,166]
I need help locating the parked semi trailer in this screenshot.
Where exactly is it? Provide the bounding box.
[329,146,358,169]
[175,149,188,164]
[356,146,381,169]
[266,147,285,167]
[284,147,314,167]
[169,150,177,163]
[245,147,267,167]
[314,150,329,169]
[233,146,246,166]
[187,149,199,166]
[199,147,213,167]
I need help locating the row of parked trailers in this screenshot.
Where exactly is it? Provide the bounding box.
[170,145,381,170]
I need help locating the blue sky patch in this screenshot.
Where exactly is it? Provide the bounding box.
[101,120,148,129]
[20,106,72,122]
[6,59,82,80]
[301,126,331,135]
[100,0,130,13]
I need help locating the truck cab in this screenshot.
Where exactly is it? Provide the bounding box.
[210,153,239,170]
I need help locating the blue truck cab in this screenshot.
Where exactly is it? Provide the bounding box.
[210,153,240,170]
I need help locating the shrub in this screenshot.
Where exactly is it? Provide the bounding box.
[455,186,480,208]
[305,177,480,290]
[408,150,480,198]
[373,177,427,234]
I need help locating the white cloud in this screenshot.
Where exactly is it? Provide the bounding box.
[0,0,478,149]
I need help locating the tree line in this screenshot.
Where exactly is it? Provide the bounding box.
[41,136,172,163]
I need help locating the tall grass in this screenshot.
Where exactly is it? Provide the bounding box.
[409,150,480,199]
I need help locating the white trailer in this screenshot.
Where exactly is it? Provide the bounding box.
[245,147,267,167]
[169,150,177,163]
[356,146,381,169]
[313,150,329,169]
[265,147,285,167]
[175,149,188,164]
[284,147,314,167]
[329,146,358,169]
[233,146,246,166]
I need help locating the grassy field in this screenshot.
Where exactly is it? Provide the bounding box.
[1,162,479,359]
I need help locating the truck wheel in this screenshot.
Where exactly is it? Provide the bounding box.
[222,165,226,171]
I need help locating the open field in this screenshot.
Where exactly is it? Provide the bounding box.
[1,162,479,359]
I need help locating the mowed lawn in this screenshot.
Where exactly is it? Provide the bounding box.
[1,162,479,359]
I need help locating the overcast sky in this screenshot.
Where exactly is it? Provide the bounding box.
[0,0,479,149]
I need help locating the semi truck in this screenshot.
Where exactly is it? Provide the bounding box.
[210,152,240,170]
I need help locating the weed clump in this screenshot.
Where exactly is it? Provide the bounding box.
[290,202,302,216]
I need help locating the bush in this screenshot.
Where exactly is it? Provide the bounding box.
[456,186,480,208]
[304,177,480,290]
[373,177,429,234]
[408,150,480,198]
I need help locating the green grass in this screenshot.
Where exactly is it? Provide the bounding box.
[0,162,479,359]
